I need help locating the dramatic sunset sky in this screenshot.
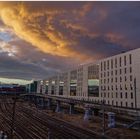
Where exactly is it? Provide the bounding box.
[0,1,140,83]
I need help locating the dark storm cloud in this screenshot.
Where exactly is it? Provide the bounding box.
[0,1,140,80]
[9,39,80,70]
[0,53,54,80]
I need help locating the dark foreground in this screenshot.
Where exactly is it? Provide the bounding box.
[0,95,102,139]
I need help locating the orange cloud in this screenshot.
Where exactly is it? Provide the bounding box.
[0,2,90,60]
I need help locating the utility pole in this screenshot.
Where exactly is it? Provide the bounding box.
[10,93,17,138]
[102,99,105,138]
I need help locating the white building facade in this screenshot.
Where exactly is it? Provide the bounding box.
[36,48,140,113]
[37,62,99,101]
[99,48,140,109]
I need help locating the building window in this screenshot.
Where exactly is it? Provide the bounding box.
[131,92,133,99]
[116,85,118,90]
[107,71,109,77]
[115,58,117,68]
[125,76,127,81]
[124,56,126,66]
[125,68,127,74]
[108,78,109,83]
[101,62,103,71]
[130,75,132,81]
[120,57,122,67]
[130,67,132,73]
[129,54,132,64]
[120,92,122,98]
[108,86,110,90]
[115,70,117,75]
[125,85,127,90]
[115,77,117,82]
[107,60,109,70]
[104,61,106,71]
[111,59,113,69]
[108,101,110,105]
[120,85,122,90]
[120,69,122,75]
[116,92,118,98]
[130,84,133,90]
[112,92,113,98]
[101,86,103,90]
[125,92,127,98]
[120,77,122,82]
[111,71,113,76]
[131,102,133,108]
[116,101,118,106]
[107,92,109,97]
[121,101,122,107]
[112,100,114,105]
[126,102,128,107]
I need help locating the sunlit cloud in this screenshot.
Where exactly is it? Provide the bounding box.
[0,40,18,57]
[0,1,140,80]
[0,2,91,60]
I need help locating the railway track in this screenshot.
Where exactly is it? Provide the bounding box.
[1,95,140,139]
[17,105,101,138]
[0,100,49,138]
[0,97,102,139]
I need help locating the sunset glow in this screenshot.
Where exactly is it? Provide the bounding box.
[0,1,140,81]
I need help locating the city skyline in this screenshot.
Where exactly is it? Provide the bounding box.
[0,1,140,82]
[0,77,32,85]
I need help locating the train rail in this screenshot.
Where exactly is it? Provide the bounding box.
[0,96,102,139]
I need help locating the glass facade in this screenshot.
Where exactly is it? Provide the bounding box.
[88,79,99,97]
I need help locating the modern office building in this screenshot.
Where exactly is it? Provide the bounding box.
[26,81,38,93]
[36,48,140,115]
[99,48,140,109]
[37,62,99,101]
